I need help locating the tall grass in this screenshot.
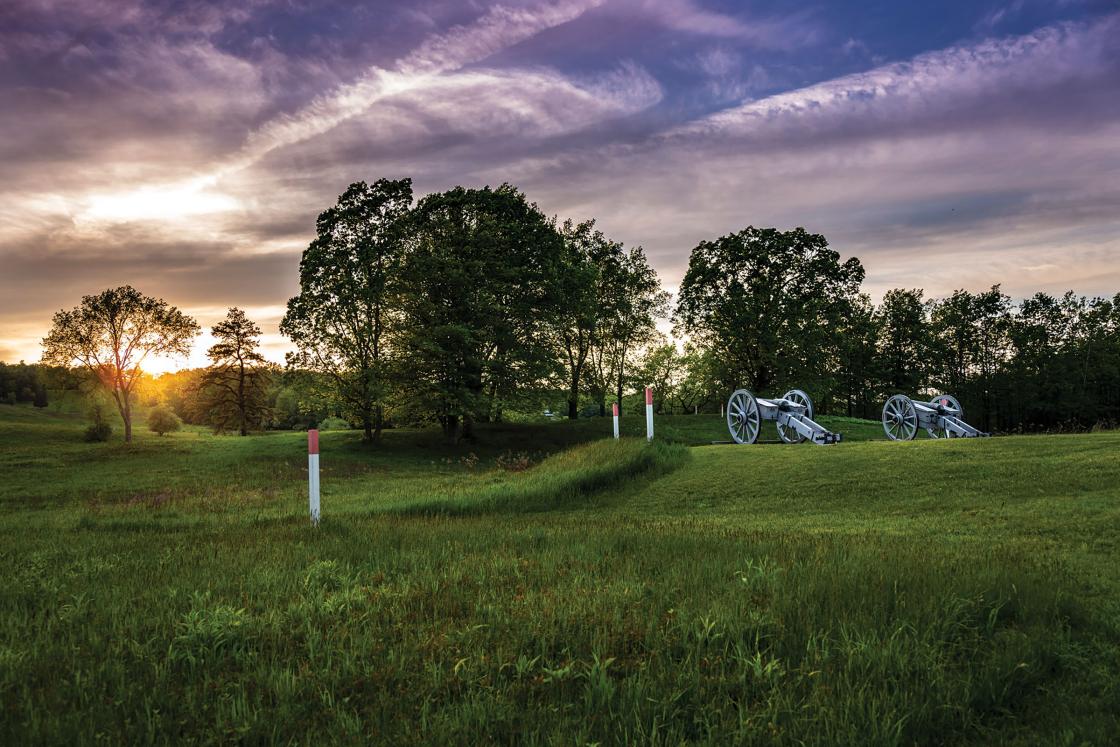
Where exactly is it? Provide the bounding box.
[0,406,1117,743]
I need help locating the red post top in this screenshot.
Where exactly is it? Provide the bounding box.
[308,429,319,455]
[612,402,619,416]
[645,387,653,406]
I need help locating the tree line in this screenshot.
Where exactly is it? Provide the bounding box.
[24,181,1120,441]
[672,226,1120,432]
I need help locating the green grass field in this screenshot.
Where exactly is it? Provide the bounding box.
[2,405,1118,744]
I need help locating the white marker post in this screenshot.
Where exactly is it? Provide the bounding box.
[645,387,654,442]
[308,429,320,526]
[612,402,620,439]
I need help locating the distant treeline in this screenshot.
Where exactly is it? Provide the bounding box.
[673,227,1120,432]
[0,362,49,407]
[27,180,1120,440]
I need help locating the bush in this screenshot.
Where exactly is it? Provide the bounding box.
[318,416,350,431]
[147,405,182,437]
[84,403,113,442]
[84,422,113,442]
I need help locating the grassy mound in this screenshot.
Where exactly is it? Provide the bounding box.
[388,438,690,516]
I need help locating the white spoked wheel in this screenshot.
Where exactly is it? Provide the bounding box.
[727,389,761,444]
[883,394,918,441]
[777,389,812,444]
[926,394,963,439]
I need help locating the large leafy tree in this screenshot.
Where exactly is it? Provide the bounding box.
[281,179,412,442]
[41,286,199,442]
[551,219,628,419]
[397,184,565,442]
[194,308,274,435]
[674,227,864,396]
[586,244,668,415]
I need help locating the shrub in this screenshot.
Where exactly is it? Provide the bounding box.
[84,422,112,442]
[84,403,112,442]
[147,405,182,437]
[318,416,350,431]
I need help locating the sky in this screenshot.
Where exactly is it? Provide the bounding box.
[1,0,1118,371]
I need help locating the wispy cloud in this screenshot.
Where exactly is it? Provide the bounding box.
[237,0,604,170]
[616,0,820,48]
[673,13,1119,140]
[489,13,1120,300]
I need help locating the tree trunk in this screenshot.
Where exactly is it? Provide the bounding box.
[238,361,247,436]
[373,405,384,442]
[442,415,460,444]
[363,416,374,443]
[122,397,132,443]
[567,362,582,419]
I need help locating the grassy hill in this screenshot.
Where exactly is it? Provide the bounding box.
[1,405,1117,744]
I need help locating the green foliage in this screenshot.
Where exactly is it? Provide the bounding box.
[40,286,199,442]
[552,220,667,420]
[0,406,1118,744]
[146,405,181,436]
[0,361,48,407]
[282,179,413,442]
[398,184,568,441]
[83,402,112,442]
[585,241,669,417]
[674,226,865,395]
[82,421,112,443]
[877,288,928,393]
[195,308,274,435]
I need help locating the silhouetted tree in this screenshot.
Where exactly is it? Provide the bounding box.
[41,286,198,442]
[195,308,274,435]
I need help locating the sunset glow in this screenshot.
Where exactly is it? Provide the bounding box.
[2,1,1118,368]
[82,181,240,224]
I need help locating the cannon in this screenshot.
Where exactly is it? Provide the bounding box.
[881,394,989,441]
[726,389,842,445]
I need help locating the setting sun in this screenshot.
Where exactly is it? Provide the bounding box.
[82,180,239,224]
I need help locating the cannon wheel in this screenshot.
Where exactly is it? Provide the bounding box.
[777,389,812,444]
[926,394,963,439]
[883,395,918,441]
[727,389,761,444]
